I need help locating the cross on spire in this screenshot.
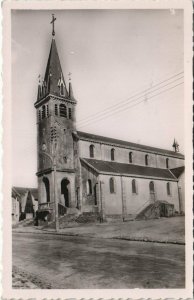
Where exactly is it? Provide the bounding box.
[50,14,56,37]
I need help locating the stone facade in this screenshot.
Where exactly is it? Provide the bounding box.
[78,138,184,169]
[35,31,185,223]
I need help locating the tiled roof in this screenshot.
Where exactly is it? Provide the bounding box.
[170,166,185,178]
[77,131,184,159]
[81,158,177,180]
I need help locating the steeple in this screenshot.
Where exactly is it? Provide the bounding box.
[37,14,68,101]
[43,38,68,98]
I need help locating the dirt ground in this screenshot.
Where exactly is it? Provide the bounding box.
[13,233,185,289]
[13,216,185,244]
[58,215,185,243]
[12,216,185,289]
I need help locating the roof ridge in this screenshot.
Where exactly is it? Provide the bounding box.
[77,131,184,158]
[86,158,174,171]
[82,158,178,181]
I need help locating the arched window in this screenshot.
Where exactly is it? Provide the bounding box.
[132,179,137,194]
[60,83,64,95]
[145,154,149,166]
[109,177,115,193]
[61,178,70,207]
[166,158,169,169]
[89,145,94,158]
[129,152,133,163]
[59,104,67,117]
[42,105,46,119]
[149,181,155,193]
[55,104,58,116]
[68,107,72,119]
[111,148,115,161]
[167,182,171,195]
[43,177,50,203]
[86,179,92,195]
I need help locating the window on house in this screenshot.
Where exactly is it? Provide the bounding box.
[89,145,94,158]
[68,107,72,119]
[129,152,133,163]
[109,177,115,193]
[167,182,171,195]
[166,158,169,169]
[42,105,46,119]
[132,179,137,194]
[111,148,115,161]
[59,104,67,117]
[149,181,155,193]
[145,154,149,166]
[55,104,58,116]
[86,179,92,195]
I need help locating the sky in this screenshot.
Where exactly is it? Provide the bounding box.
[11,9,184,188]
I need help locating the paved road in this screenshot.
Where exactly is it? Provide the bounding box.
[12,232,185,289]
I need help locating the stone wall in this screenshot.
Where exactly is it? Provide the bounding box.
[79,140,184,169]
[98,174,180,216]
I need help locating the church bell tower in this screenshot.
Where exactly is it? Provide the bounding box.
[34,15,78,224]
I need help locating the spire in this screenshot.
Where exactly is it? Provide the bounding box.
[43,38,68,98]
[68,72,76,101]
[37,75,42,100]
[36,15,71,102]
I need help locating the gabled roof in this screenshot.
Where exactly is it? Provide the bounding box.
[12,187,38,200]
[170,166,185,178]
[81,158,177,181]
[12,187,21,198]
[77,131,184,159]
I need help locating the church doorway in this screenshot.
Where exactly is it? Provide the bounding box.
[61,178,70,207]
[43,177,50,203]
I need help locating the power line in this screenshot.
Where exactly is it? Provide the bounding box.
[78,75,183,126]
[78,77,184,127]
[77,71,183,126]
[78,81,184,129]
[78,81,184,128]
[78,72,183,125]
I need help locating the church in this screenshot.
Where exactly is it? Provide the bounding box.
[35,16,185,226]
